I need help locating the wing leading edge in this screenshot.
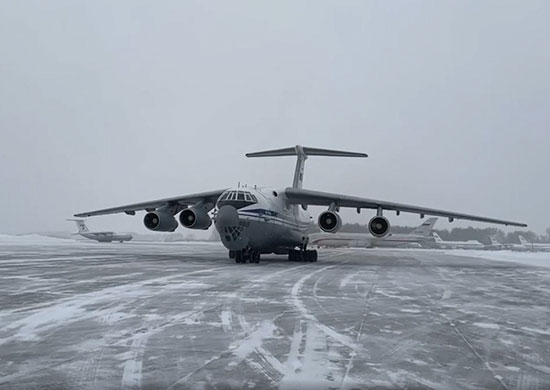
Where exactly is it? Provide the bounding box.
[74,189,227,218]
[284,188,527,227]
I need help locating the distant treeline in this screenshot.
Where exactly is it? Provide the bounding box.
[310,222,549,244]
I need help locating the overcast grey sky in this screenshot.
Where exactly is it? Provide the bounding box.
[1,1,549,235]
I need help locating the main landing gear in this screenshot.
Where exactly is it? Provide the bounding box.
[229,249,260,264]
[288,249,318,262]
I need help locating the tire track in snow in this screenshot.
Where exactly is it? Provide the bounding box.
[166,263,310,389]
[288,260,368,355]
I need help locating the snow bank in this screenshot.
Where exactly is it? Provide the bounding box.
[446,249,550,268]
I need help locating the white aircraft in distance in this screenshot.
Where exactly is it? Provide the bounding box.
[68,219,133,243]
[309,218,439,249]
[518,235,550,252]
[75,145,527,263]
[483,235,507,250]
[484,235,526,251]
[426,232,484,250]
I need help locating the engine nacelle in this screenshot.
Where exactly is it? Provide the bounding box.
[143,210,178,232]
[368,216,390,238]
[179,208,212,230]
[318,211,342,233]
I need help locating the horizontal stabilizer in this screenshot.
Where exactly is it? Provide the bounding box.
[246,145,368,158]
[246,145,367,188]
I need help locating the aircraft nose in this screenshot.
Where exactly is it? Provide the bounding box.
[215,205,249,251]
[215,205,239,227]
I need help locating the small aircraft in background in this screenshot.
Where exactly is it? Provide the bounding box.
[518,235,550,252]
[484,235,526,251]
[68,219,133,243]
[426,232,484,250]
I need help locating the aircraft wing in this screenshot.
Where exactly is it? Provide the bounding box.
[74,189,227,217]
[284,188,527,227]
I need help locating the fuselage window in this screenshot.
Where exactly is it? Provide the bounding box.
[237,192,245,201]
[244,193,252,201]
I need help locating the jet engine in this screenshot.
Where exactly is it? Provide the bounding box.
[368,216,390,238]
[179,208,212,230]
[143,210,178,232]
[318,211,342,233]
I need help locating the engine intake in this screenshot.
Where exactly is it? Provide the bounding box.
[368,216,390,238]
[143,210,178,232]
[179,208,212,230]
[318,211,342,233]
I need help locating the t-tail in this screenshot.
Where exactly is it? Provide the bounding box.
[246,145,368,188]
[432,232,443,242]
[410,217,438,237]
[67,219,90,233]
[489,235,501,245]
[518,235,530,245]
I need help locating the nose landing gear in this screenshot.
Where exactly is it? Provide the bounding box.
[288,249,318,262]
[230,249,261,264]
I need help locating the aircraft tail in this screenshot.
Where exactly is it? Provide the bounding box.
[67,219,90,233]
[246,145,368,189]
[489,235,500,245]
[518,235,529,245]
[432,232,443,242]
[410,217,438,236]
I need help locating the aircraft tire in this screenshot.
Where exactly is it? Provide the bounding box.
[253,251,260,263]
[288,250,298,261]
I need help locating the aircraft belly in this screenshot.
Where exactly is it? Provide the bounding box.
[246,219,304,251]
[217,216,305,253]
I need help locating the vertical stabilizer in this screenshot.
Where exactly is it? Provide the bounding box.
[245,145,368,188]
[411,218,438,237]
[432,232,443,242]
[68,219,90,233]
[518,235,529,245]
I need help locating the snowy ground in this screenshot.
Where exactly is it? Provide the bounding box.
[0,237,549,390]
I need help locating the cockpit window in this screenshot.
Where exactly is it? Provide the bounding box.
[218,190,258,209]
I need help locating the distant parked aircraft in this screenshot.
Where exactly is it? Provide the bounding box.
[427,232,484,250]
[485,235,526,251]
[484,235,508,250]
[518,235,550,252]
[68,219,133,243]
[309,218,438,248]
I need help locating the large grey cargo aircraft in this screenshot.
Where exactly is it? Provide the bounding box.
[68,219,133,243]
[75,146,526,263]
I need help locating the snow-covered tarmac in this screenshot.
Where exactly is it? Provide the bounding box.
[0,238,549,390]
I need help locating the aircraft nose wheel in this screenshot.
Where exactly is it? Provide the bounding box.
[288,249,317,262]
[234,249,260,264]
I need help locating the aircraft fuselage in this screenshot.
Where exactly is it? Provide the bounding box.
[213,187,311,254]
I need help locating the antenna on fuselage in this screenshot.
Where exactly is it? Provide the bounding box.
[245,145,368,188]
